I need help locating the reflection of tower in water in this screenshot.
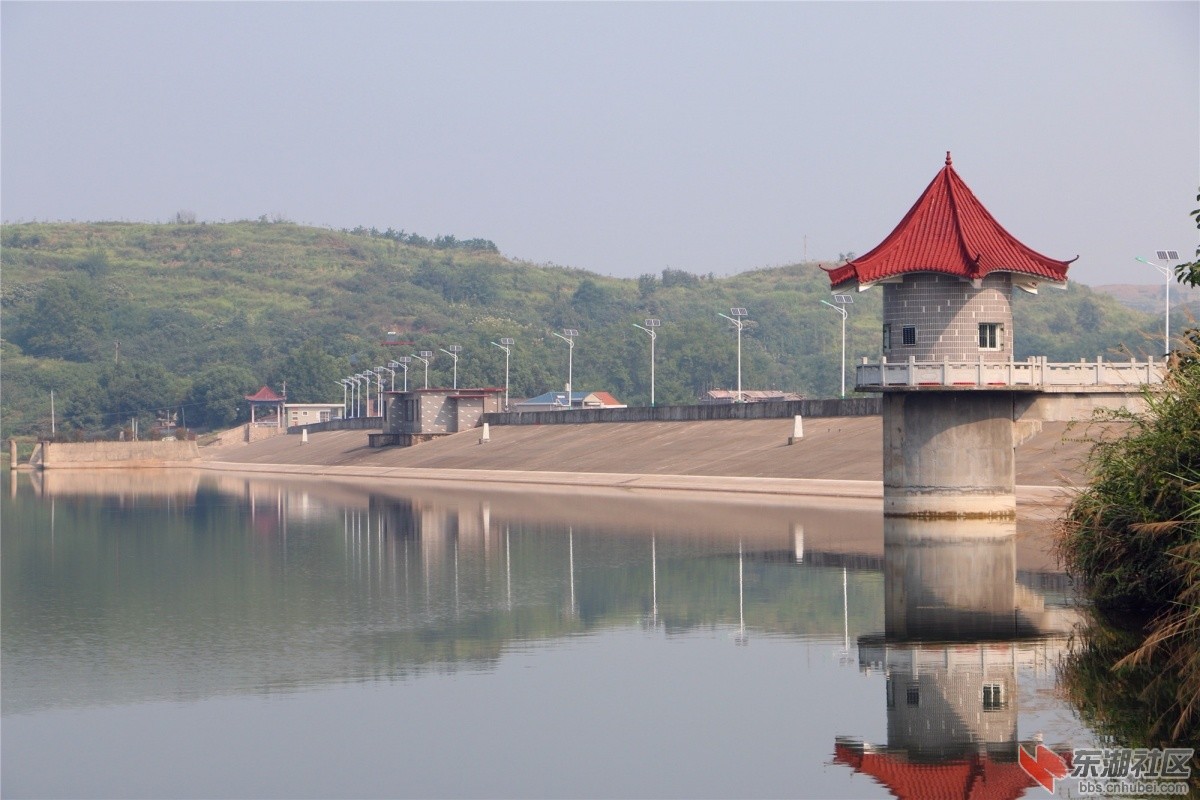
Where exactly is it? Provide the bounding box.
[835,518,1074,798]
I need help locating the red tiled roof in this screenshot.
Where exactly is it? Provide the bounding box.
[245,385,284,402]
[588,391,623,406]
[833,742,1038,800]
[827,153,1073,290]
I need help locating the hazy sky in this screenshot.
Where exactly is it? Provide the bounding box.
[2,1,1196,286]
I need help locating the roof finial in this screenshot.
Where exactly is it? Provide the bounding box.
[945,151,952,166]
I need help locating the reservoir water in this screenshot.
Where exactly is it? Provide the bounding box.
[2,469,1099,799]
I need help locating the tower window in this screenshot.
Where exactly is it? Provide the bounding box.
[882,324,892,351]
[902,326,917,346]
[979,323,1001,350]
[982,683,1006,710]
[906,685,920,706]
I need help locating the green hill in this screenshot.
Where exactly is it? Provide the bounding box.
[0,220,1164,440]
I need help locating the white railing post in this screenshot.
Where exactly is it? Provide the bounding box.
[880,355,889,387]
[907,356,916,387]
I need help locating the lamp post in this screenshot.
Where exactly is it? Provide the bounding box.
[440,345,463,389]
[338,379,350,418]
[717,308,748,402]
[633,318,661,406]
[347,375,362,418]
[390,358,411,392]
[552,329,579,398]
[359,371,378,416]
[413,351,433,389]
[820,295,852,398]
[376,365,396,392]
[1136,251,1180,356]
[491,338,515,409]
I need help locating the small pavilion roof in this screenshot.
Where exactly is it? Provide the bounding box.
[827,153,1073,291]
[245,386,284,402]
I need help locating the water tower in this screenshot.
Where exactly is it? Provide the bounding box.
[828,154,1076,519]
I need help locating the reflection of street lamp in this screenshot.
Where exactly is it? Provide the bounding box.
[440,345,463,389]
[718,308,748,402]
[552,329,579,397]
[735,540,748,646]
[633,319,661,406]
[413,351,433,389]
[1136,251,1180,356]
[820,295,853,398]
[491,338,514,408]
[389,358,411,392]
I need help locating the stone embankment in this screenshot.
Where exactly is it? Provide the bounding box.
[199,416,1110,505]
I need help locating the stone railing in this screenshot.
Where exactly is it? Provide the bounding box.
[856,356,1165,390]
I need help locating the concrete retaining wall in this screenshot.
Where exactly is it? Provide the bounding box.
[484,398,880,426]
[288,417,384,434]
[39,440,201,469]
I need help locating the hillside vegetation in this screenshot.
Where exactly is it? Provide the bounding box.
[0,220,1165,439]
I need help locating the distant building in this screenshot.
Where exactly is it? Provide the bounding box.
[699,389,804,405]
[510,390,626,413]
[284,403,344,428]
[377,387,504,446]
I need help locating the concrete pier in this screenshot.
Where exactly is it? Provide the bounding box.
[882,391,1017,519]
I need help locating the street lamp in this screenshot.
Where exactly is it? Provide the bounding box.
[389,358,411,392]
[552,329,579,398]
[440,345,463,389]
[820,295,853,398]
[413,351,433,389]
[1136,251,1180,356]
[717,308,748,402]
[376,365,396,392]
[346,375,363,417]
[633,318,661,406]
[491,338,515,409]
[359,371,379,416]
[338,379,350,418]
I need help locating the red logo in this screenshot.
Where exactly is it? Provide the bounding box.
[1019,743,1070,794]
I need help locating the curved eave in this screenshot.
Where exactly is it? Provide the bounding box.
[830,266,1069,295]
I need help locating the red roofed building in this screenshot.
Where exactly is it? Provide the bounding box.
[828,153,1073,363]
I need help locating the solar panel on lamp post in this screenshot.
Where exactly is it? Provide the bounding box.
[414,351,433,389]
[633,319,661,407]
[552,329,579,401]
[1136,251,1180,356]
[440,346,463,389]
[376,365,395,392]
[491,338,515,409]
[717,308,748,402]
[820,295,853,398]
[390,358,411,392]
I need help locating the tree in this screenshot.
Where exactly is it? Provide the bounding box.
[273,340,345,403]
[13,276,110,362]
[1174,190,1200,288]
[188,364,257,429]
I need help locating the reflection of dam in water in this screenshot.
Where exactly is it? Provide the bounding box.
[835,518,1077,799]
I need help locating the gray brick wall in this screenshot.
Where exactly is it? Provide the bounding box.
[882,273,1013,362]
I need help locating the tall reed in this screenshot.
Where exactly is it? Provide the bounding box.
[1059,335,1200,742]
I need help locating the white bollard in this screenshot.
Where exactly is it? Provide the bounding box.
[479,422,490,444]
[788,415,803,445]
[301,428,309,444]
